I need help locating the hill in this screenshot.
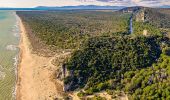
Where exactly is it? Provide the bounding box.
[35,5,125,10]
[120,6,170,36]
[64,35,170,99]
[0,5,125,11]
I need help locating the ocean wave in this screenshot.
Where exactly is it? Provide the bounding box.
[12,86,16,100]
[12,12,20,100]
[11,15,20,38]
[13,55,19,71]
[12,25,20,38]
[12,54,19,99]
[13,32,20,38]
[6,45,17,51]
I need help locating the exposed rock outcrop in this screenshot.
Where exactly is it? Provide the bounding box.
[135,9,145,22]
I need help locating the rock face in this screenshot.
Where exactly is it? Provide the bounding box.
[59,64,73,92]
[121,6,142,13]
[135,9,145,22]
[56,68,63,81]
[56,64,70,92]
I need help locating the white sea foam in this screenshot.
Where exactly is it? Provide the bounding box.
[13,55,19,69]
[12,13,20,99]
[6,45,17,51]
[12,12,20,100]
[11,54,19,99]
[12,27,20,37]
[12,26,20,38]
[11,13,20,38]
[13,32,20,37]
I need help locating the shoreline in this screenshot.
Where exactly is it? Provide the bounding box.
[12,12,21,100]
[16,15,22,100]
[16,15,64,100]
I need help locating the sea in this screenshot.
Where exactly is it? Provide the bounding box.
[0,11,20,100]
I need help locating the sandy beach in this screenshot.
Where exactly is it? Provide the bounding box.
[16,17,64,100]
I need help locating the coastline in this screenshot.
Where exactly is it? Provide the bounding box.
[15,13,129,100]
[16,13,129,100]
[16,16,64,100]
[16,16,22,100]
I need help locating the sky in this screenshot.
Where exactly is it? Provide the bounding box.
[0,0,170,8]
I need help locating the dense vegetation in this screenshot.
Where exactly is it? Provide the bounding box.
[144,8,170,28]
[65,36,162,90]
[64,35,170,99]
[132,7,170,36]
[17,11,131,49]
[127,52,170,99]
[133,21,161,36]
[17,8,170,99]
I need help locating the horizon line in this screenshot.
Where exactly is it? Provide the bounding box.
[0,5,169,9]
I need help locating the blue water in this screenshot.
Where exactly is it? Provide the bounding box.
[0,11,20,100]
